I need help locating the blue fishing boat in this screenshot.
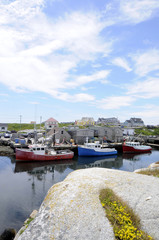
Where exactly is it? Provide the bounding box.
[78,141,117,157]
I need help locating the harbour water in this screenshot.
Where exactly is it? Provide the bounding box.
[0,149,159,234]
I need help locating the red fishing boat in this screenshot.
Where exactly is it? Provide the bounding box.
[16,144,74,161]
[123,141,152,154]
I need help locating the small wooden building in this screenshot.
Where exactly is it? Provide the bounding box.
[47,127,71,144]
[0,123,8,132]
[45,118,58,131]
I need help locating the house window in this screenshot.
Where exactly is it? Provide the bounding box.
[61,131,63,134]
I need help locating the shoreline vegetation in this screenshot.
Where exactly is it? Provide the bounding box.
[99,188,153,240]
[137,168,159,178]
[3,123,159,135]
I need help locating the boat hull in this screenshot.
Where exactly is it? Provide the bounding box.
[78,146,117,156]
[123,145,152,153]
[16,148,74,161]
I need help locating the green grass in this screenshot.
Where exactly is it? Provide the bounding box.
[135,128,153,136]
[58,123,74,127]
[8,123,44,132]
[135,127,159,136]
[137,169,159,178]
[19,217,34,235]
[99,188,153,240]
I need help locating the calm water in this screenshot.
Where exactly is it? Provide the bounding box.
[0,149,159,234]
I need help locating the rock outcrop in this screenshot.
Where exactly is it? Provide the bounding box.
[15,168,159,240]
[0,146,14,155]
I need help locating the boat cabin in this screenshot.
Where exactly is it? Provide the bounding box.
[84,142,101,149]
[126,142,140,146]
[29,145,57,155]
[30,145,47,154]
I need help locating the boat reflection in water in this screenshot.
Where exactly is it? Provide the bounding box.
[121,151,152,172]
[122,152,152,161]
[77,155,119,169]
[15,155,122,175]
[15,159,76,175]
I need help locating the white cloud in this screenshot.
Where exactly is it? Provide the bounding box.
[112,57,132,72]
[119,0,159,24]
[50,12,112,60]
[65,70,110,88]
[97,96,135,110]
[131,49,159,76]
[48,91,95,102]
[0,0,44,24]
[127,77,159,98]
[0,1,113,103]
[73,93,95,102]
[103,0,159,26]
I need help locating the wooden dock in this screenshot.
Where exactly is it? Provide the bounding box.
[147,143,159,148]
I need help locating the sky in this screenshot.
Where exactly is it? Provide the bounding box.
[0,0,159,125]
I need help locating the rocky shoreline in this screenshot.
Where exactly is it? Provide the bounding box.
[0,146,15,156]
[14,165,159,240]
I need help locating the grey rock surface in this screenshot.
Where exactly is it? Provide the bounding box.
[0,146,14,155]
[15,168,159,240]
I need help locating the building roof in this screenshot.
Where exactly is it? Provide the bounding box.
[45,118,58,123]
[0,123,8,127]
[130,118,144,123]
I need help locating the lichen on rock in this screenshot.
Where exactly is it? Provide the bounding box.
[14,168,159,240]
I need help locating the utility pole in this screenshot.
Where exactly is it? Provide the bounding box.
[20,115,22,132]
[40,116,42,132]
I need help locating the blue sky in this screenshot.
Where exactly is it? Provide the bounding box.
[0,0,159,125]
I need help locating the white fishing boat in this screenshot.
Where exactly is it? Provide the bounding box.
[123,141,152,153]
[78,141,117,157]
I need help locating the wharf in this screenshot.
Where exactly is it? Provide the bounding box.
[53,143,123,153]
[109,142,123,152]
[53,144,78,155]
[147,143,159,148]
[0,139,123,156]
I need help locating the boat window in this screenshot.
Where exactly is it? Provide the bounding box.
[37,148,40,150]
[33,148,36,151]
[41,148,45,150]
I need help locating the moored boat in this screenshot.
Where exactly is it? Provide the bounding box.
[78,141,117,156]
[16,144,74,161]
[122,141,152,154]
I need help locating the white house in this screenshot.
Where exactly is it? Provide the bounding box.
[123,118,144,127]
[0,123,8,132]
[75,117,95,126]
[44,118,58,130]
[130,118,144,127]
[97,117,120,126]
